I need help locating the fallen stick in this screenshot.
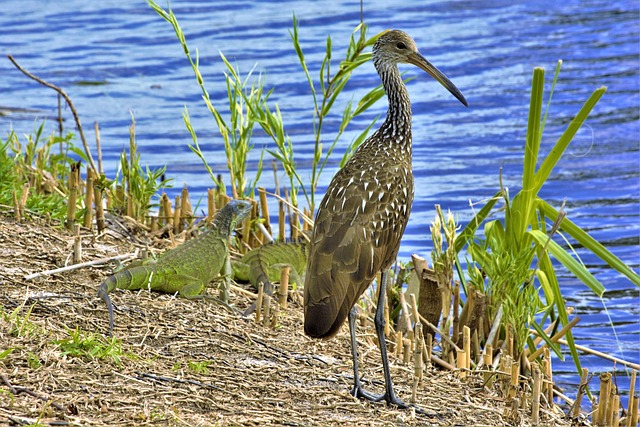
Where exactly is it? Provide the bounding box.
[24,252,138,280]
[551,339,640,371]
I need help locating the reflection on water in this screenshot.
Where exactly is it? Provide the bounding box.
[1,0,638,404]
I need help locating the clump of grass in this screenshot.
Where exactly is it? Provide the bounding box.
[148,0,264,200]
[1,302,40,338]
[53,327,125,367]
[0,125,82,222]
[447,61,640,370]
[109,114,171,221]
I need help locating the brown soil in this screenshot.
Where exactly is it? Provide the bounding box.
[0,212,575,426]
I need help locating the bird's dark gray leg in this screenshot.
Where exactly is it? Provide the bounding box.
[374,271,428,414]
[348,271,427,413]
[349,306,384,402]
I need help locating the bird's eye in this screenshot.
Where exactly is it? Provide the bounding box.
[396,42,406,49]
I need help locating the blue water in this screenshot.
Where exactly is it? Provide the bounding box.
[1,0,638,408]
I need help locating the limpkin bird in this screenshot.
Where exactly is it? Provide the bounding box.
[303,30,467,409]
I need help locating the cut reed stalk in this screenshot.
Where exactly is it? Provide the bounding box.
[278,266,289,309]
[278,201,286,242]
[83,167,94,229]
[173,196,181,235]
[572,368,589,418]
[207,188,216,224]
[66,162,80,230]
[395,331,403,359]
[94,177,106,233]
[270,302,279,328]
[255,282,264,324]
[532,363,542,426]
[258,187,271,234]
[595,372,612,426]
[262,296,271,327]
[457,349,467,379]
[628,371,637,427]
[73,224,82,263]
[463,325,471,370]
[543,348,553,404]
[12,191,20,222]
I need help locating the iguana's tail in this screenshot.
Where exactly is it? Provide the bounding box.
[97,277,117,337]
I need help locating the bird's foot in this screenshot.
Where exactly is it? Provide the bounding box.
[350,384,437,417]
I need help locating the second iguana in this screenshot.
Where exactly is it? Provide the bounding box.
[233,234,309,316]
[97,199,252,336]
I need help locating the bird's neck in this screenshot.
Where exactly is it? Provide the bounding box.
[379,64,412,149]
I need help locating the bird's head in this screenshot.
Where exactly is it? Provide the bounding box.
[373,29,467,107]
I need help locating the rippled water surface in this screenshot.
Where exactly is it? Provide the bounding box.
[1,0,638,405]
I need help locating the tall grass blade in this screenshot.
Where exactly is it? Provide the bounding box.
[533,87,607,194]
[529,229,605,296]
[538,199,640,287]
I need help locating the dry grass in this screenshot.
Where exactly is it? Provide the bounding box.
[0,212,574,426]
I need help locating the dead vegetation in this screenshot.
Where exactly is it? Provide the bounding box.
[0,213,578,426]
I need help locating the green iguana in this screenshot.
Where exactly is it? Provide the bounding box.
[232,234,309,316]
[97,199,252,336]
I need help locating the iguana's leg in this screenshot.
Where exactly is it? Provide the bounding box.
[220,251,232,304]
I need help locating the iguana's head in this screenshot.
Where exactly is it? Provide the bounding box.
[226,199,253,225]
[213,199,253,235]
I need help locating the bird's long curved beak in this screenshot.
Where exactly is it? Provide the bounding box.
[407,52,468,107]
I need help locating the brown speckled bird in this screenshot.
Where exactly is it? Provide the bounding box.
[303,29,467,410]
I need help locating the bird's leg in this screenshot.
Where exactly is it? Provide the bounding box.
[349,306,384,402]
[374,271,428,413]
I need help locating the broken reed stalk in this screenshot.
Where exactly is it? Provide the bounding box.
[532,363,542,426]
[278,266,289,309]
[410,255,441,338]
[395,331,403,358]
[12,190,20,222]
[241,203,252,253]
[453,280,461,343]
[425,333,432,368]
[595,372,612,426]
[543,348,553,404]
[94,121,103,175]
[73,224,82,263]
[628,370,637,427]
[83,167,94,229]
[630,394,639,427]
[398,291,412,333]
[95,176,106,233]
[162,193,173,227]
[483,344,494,386]
[255,282,264,324]
[611,394,620,427]
[258,187,271,235]
[270,302,279,328]
[528,316,581,362]
[412,322,424,403]
[278,200,285,241]
[402,338,412,365]
[463,325,471,370]
[66,162,80,230]
[207,188,216,224]
[180,186,191,233]
[173,196,181,235]
[572,368,589,419]
[262,297,271,327]
[456,349,467,378]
